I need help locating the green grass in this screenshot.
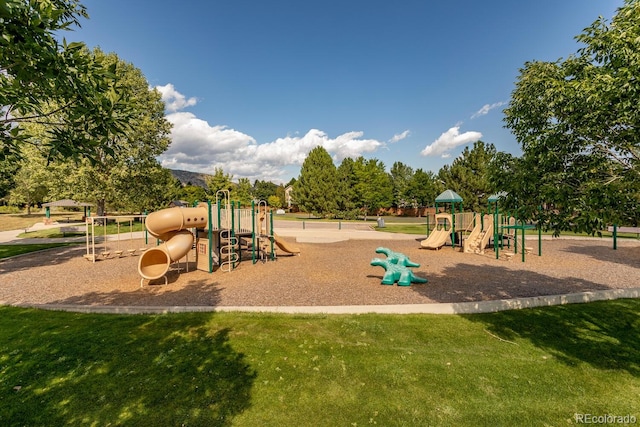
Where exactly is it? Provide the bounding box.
[17,221,145,239]
[0,243,79,259]
[376,223,429,234]
[0,300,638,426]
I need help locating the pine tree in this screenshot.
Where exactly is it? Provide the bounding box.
[294,146,338,216]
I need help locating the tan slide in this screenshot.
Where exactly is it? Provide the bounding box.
[138,205,208,282]
[273,233,300,254]
[463,214,493,254]
[420,214,452,249]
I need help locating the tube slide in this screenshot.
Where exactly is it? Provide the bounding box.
[138,205,208,281]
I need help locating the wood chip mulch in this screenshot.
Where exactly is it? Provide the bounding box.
[1,237,639,307]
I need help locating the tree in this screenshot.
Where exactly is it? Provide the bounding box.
[294,146,338,216]
[438,141,496,213]
[206,167,233,198]
[335,157,359,218]
[1,0,132,162]
[275,184,286,208]
[37,49,171,214]
[178,184,208,206]
[234,178,253,206]
[0,154,20,201]
[252,180,278,202]
[502,0,640,233]
[353,157,393,217]
[389,161,414,209]
[267,195,282,208]
[407,168,439,215]
[8,146,49,213]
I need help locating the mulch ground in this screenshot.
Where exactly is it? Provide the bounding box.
[1,237,639,307]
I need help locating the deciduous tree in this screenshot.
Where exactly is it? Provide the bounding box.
[438,141,496,213]
[502,0,640,232]
[1,0,132,162]
[390,161,414,210]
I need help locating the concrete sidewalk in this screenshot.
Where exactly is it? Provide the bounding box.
[0,220,422,245]
[19,287,640,315]
[0,222,89,245]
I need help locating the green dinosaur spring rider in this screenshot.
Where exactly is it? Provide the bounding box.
[370,247,428,286]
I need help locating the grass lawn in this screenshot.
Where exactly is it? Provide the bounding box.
[16,221,145,239]
[0,212,85,232]
[0,300,638,426]
[0,243,79,259]
[376,223,429,234]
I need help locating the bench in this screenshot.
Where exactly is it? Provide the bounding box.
[59,226,83,237]
[607,226,640,238]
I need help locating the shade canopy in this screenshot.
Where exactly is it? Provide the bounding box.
[435,189,463,203]
[42,199,93,208]
[488,192,508,203]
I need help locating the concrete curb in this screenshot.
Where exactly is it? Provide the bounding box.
[12,287,640,315]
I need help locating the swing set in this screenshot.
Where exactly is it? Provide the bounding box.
[84,215,149,262]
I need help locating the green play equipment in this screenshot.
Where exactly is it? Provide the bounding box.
[488,192,542,262]
[435,190,463,248]
[370,247,428,286]
[375,247,420,267]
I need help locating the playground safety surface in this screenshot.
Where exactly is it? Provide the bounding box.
[1,236,640,312]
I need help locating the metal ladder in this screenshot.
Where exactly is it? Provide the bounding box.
[219,229,239,272]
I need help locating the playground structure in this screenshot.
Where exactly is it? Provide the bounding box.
[137,195,300,286]
[84,214,149,262]
[81,196,300,286]
[419,190,539,261]
[370,247,428,286]
[420,214,453,249]
[464,214,494,254]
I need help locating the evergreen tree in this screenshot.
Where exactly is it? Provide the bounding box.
[336,157,359,218]
[294,146,338,216]
[437,141,496,212]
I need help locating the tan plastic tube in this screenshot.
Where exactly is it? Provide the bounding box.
[138,206,208,280]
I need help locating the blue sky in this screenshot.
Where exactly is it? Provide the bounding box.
[69,0,622,183]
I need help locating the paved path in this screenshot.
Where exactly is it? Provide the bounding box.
[0,220,422,244]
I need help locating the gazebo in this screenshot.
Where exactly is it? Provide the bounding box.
[42,199,94,220]
[435,190,464,247]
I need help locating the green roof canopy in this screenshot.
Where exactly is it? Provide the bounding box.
[435,189,463,203]
[488,191,508,203]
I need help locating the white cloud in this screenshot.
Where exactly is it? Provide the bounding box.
[156,85,386,182]
[420,126,482,157]
[155,83,198,112]
[471,101,507,119]
[389,130,410,143]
